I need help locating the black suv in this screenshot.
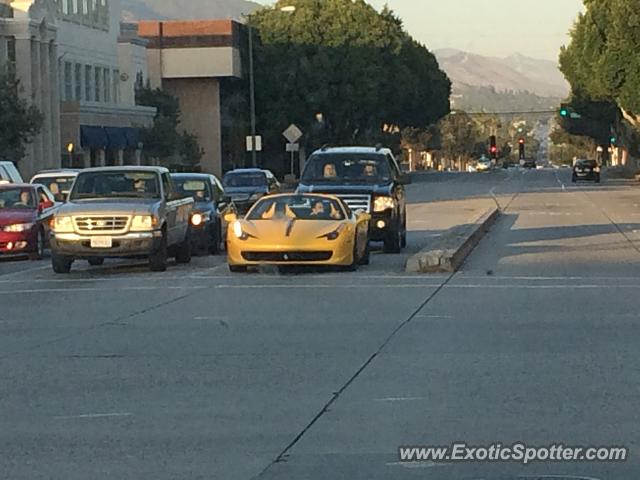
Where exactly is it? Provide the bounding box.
[296,146,410,253]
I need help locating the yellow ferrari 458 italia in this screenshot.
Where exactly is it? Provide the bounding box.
[225,193,371,272]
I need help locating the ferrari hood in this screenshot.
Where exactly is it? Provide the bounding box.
[241,218,344,241]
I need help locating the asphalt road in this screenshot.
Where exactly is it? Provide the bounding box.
[2,168,640,479]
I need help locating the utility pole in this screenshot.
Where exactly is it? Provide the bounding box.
[248,23,257,168]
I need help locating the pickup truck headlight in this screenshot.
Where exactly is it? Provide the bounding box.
[130,215,157,231]
[3,222,35,233]
[373,196,396,212]
[51,216,74,233]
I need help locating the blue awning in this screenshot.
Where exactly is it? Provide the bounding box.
[80,125,108,149]
[105,127,128,149]
[124,127,140,148]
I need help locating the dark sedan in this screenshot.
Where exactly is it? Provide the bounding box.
[172,173,228,255]
[222,169,280,214]
[572,159,601,183]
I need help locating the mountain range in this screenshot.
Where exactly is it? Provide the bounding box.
[434,49,570,98]
[120,0,260,22]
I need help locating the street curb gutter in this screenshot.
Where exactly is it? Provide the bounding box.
[405,207,500,273]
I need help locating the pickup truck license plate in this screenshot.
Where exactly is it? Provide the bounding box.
[90,236,113,248]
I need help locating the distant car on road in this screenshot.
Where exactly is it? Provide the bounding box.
[222,169,280,214]
[171,172,229,255]
[476,158,492,172]
[297,146,410,253]
[49,166,194,273]
[0,183,57,259]
[572,159,601,183]
[0,161,24,184]
[522,159,537,169]
[30,169,80,202]
[225,193,370,272]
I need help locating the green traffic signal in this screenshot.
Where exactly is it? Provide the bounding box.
[560,108,569,117]
[610,136,617,144]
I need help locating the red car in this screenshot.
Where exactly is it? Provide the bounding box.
[0,184,57,259]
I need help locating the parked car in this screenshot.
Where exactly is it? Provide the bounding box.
[0,161,24,184]
[30,169,80,202]
[171,172,230,255]
[296,146,410,253]
[522,158,537,169]
[225,193,370,272]
[572,159,601,183]
[222,168,281,214]
[0,183,58,259]
[49,166,194,273]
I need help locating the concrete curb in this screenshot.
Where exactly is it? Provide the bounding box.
[405,207,500,273]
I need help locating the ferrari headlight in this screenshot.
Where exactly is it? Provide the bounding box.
[3,222,35,232]
[373,196,395,212]
[51,216,74,233]
[233,221,248,240]
[130,215,157,231]
[319,224,345,241]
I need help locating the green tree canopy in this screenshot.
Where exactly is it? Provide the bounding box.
[250,0,450,152]
[560,0,640,124]
[0,68,42,165]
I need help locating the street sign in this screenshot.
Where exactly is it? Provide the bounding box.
[283,124,303,144]
[286,143,300,152]
[246,135,262,152]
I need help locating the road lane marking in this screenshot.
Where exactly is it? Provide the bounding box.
[375,397,428,402]
[54,412,132,419]
[0,264,50,278]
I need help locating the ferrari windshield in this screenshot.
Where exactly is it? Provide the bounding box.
[247,195,345,221]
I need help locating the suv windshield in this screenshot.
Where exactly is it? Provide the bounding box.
[301,153,392,183]
[69,171,161,200]
[223,172,267,188]
[173,177,212,202]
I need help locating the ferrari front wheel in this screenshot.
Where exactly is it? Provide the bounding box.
[229,264,248,273]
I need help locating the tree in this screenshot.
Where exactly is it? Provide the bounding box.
[438,112,481,162]
[0,68,43,165]
[178,131,204,165]
[249,0,450,159]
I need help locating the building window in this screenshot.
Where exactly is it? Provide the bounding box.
[94,67,102,102]
[74,63,82,101]
[85,65,93,101]
[103,68,110,103]
[64,62,73,101]
[113,69,120,104]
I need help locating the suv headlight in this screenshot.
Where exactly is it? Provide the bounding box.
[51,216,74,233]
[3,223,35,233]
[191,212,211,227]
[130,215,158,231]
[594,166,601,173]
[373,196,395,212]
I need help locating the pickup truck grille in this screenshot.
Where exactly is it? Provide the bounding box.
[337,194,371,213]
[74,216,130,234]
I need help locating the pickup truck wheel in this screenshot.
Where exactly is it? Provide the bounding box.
[52,254,73,274]
[383,221,402,254]
[175,229,192,264]
[400,213,407,248]
[149,233,168,272]
[88,257,105,266]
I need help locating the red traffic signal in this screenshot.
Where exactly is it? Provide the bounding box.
[518,138,525,144]
[490,146,497,153]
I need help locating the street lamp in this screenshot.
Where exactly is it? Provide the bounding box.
[246,4,296,168]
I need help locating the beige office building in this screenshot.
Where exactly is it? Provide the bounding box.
[0,0,155,179]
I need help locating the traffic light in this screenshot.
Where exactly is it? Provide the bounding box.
[489,135,497,159]
[610,136,617,145]
[518,138,525,160]
[560,104,569,117]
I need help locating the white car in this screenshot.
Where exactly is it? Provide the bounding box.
[30,169,80,202]
[0,161,24,184]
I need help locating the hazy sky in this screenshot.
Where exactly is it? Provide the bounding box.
[256,0,585,61]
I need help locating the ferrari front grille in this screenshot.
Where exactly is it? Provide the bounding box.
[242,251,333,262]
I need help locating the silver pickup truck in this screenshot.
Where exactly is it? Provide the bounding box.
[49,166,194,273]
